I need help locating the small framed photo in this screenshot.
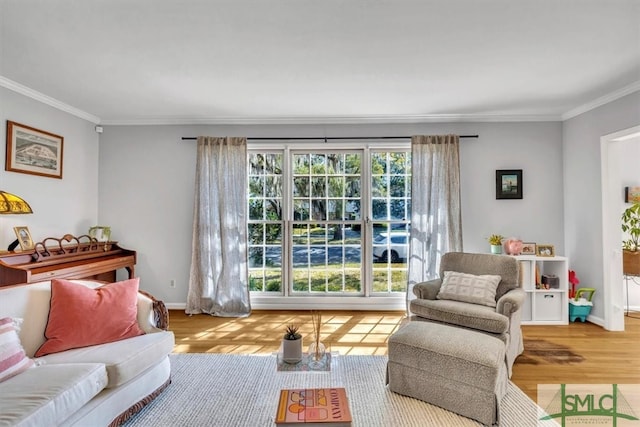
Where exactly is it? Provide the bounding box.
[6,121,64,179]
[13,226,35,250]
[496,169,523,200]
[521,242,536,255]
[89,226,111,242]
[536,244,555,257]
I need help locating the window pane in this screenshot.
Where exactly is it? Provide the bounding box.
[345,177,360,197]
[345,154,361,174]
[328,176,344,197]
[265,224,282,244]
[265,176,281,198]
[311,154,326,173]
[249,151,284,295]
[293,154,310,174]
[293,177,309,197]
[311,177,326,197]
[371,175,387,197]
[370,150,410,295]
[249,199,264,220]
[249,176,263,197]
[294,200,310,220]
[265,153,282,174]
[248,223,263,245]
[265,199,282,220]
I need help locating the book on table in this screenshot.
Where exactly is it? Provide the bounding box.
[275,387,352,426]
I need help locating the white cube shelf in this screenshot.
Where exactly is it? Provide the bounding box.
[513,255,568,325]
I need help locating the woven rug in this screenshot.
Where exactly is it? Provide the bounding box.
[122,354,556,427]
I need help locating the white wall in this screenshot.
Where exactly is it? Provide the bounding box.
[563,91,640,321]
[98,121,564,304]
[0,87,99,247]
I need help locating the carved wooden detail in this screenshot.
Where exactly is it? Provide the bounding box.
[0,234,136,286]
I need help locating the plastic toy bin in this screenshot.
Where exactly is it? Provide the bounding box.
[569,288,595,322]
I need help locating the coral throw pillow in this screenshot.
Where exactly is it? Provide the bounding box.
[35,278,145,357]
[0,317,35,382]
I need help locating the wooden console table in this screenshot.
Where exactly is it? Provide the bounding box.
[0,234,136,286]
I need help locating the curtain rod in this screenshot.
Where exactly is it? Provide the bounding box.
[181,135,478,141]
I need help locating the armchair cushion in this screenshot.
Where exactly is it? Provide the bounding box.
[436,271,501,307]
[410,299,509,334]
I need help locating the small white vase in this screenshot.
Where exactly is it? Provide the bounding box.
[282,338,302,363]
[490,244,502,254]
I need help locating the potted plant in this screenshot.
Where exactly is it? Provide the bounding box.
[488,234,504,254]
[622,202,640,275]
[282,324,303,363]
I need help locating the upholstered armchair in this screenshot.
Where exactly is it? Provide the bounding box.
[409,252,525,376]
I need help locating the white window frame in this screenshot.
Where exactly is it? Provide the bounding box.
[248,140,410,310]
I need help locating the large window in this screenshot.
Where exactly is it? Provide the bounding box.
[248,146,410,298]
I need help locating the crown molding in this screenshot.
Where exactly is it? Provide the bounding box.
[561,80,640,121]
[99,113,561,126]
[0,75,101,124]
[2,74,637,126]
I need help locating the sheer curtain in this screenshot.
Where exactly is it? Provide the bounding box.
[186,136,251,317]
[407,134,463,312]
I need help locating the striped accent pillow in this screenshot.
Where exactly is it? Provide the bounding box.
[0,317,35,382]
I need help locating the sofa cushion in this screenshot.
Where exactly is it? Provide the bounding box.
[0,363,107,427]
[0,317,35,383]
[40,331,175,388]
[35,278,145,357]
[437,271,501,307]
[410,298,509,334]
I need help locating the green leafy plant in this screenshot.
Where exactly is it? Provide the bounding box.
[283,324,302,340]
[622,203,640,251]
[488,234,504,246]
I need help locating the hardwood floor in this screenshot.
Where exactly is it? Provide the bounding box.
[168,309,640,402]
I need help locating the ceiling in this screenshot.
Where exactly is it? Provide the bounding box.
[1,0,639,125]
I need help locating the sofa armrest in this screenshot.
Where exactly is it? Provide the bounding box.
[137,291,169,332]
[412,279,442,300]
[496,288,526,317]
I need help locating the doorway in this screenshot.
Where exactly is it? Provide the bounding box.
[600,125,640,331]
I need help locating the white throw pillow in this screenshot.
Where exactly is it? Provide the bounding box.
[0,317,35,382]
[437,271,502,307]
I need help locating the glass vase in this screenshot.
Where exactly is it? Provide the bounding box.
[307,342,326,370]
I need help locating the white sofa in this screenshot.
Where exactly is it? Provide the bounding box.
[0,279,175,427]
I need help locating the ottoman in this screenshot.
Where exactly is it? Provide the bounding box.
[386,321,508,426]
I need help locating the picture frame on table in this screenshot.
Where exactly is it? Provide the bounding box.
[536,244,555,257]
[625,186,640,203]
[5,120,64,179]
[521,242,536,255]
[89,226,111,242]
[13,226,34,251]
[495,169,523,199]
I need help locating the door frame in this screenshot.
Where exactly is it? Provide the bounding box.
[600,125,640,331]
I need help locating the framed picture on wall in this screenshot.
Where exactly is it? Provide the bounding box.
[625,186,640,203]
[496,169,523,199]
[5,121,64,179]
